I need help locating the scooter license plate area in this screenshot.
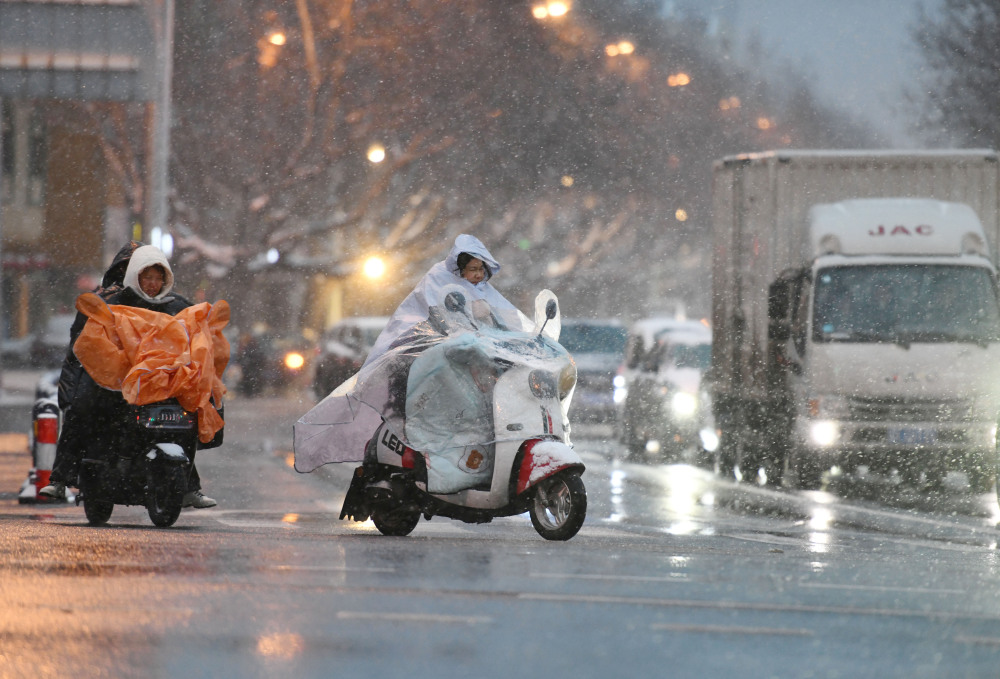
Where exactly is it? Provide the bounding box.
[139,405,196,430]
[886,426,937,446]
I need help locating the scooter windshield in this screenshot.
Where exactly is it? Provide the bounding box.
[293,288,574,476]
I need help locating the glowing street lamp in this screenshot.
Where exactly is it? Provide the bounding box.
[367,144,386,163]
[532,1,569,19]
[667,72,691,87]
[362,255,386,280]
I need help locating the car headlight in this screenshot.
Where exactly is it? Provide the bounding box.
[670,391,698,419]
[809,420,840,447]
[284,351,306,371]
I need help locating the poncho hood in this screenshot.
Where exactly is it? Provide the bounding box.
[122,245,175,303]
[446,234,502,280]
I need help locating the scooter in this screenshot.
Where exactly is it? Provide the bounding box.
[77,398,220,527]
[339,291,587,540]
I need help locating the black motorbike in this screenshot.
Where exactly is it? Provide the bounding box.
[77,399,220,527]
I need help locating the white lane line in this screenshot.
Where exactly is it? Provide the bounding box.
[799,582,965,595]
[954,635,1000,647]
[517,592,999,621]
[651,622,814,637]
[337,611,492,625]
[531,572,689,583]
[269,565,396,574]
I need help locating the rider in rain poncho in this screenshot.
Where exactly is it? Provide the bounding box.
[293,235,532,488]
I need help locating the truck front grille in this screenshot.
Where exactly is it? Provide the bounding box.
[847,396,973,423]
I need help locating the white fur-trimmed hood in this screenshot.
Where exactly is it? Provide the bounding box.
[122,245,175,303]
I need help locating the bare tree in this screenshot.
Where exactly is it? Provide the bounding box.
[911,0,1000,147]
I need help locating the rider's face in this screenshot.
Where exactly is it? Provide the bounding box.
[461,258,487,284]
[139,266,165,297]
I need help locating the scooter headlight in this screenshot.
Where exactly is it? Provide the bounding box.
[557,362,577,400]
[529,370,558,399]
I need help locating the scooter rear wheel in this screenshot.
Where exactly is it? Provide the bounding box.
[529,472,586,541]
[371,507,421,537]
[84,499,114,526]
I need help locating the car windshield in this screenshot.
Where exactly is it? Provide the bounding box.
[361,327,383,347]
[559,324,627,355]
[812,264,1000,344]
[670,343,711,369]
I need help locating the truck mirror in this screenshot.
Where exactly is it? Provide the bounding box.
[769,319,791,341]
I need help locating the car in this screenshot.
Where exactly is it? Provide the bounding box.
[312,316,389,399]
[30,313,76,368]
[618,319,713,461]
[236,330,317,397]
[558,318,627,423]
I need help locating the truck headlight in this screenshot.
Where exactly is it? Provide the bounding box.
[671,392,698,419]
[809,420,840,447]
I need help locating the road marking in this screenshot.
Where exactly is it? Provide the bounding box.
[954,635,1000,647]
[337,611,492,625]
[269,565,396,574]
[651,622,814,636]
[531,572,689,583]
[799,582,965,595]
[517,592,1000,622]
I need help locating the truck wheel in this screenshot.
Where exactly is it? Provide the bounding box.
[788,450,823,490]
[967,463,994,494]
[530,472,587,541]
[716,429,739,480]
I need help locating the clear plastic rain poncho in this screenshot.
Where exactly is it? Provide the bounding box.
[293,282,574,494]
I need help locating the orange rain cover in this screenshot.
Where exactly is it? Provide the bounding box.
[73,292,231,444]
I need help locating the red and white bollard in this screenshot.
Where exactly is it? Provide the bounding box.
[18,398,62,504]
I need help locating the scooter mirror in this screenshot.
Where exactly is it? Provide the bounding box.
[444,291,466,313]
[545,299,558,320]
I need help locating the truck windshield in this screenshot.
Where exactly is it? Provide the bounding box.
[812,264,1000,344]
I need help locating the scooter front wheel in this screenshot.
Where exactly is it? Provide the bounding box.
[529,472,586,541]
[84,499,114,526]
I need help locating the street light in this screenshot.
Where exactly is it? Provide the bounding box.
[606,41,634,57]
[532,1,570,19]
[362,255,386,280]
[367,143,386,163]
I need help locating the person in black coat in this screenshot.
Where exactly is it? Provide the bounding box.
[40,244,217,509]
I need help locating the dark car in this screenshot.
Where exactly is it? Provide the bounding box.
[558,318,627,423]
[30,313,76,368]
[312,316,388,399]
[236,330,316,397]
[619,321,712,461]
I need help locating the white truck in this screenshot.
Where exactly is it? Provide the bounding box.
[708,149,1000,494]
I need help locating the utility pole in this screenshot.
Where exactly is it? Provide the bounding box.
[148,0,174,240]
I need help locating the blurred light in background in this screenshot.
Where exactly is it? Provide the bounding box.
[362,256,386,280]
[532,1,569,19]
[367,144,386,163]
[150,226,174,258]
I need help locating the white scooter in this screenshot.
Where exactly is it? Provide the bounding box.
[339,291,587,540]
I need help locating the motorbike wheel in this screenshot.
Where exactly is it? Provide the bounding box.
[371,507,421,537]
[146,467,185,528]
[84,499,114,526]
[529,472,587,541]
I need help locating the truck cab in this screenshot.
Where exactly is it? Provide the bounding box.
[772,198,1000,489]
